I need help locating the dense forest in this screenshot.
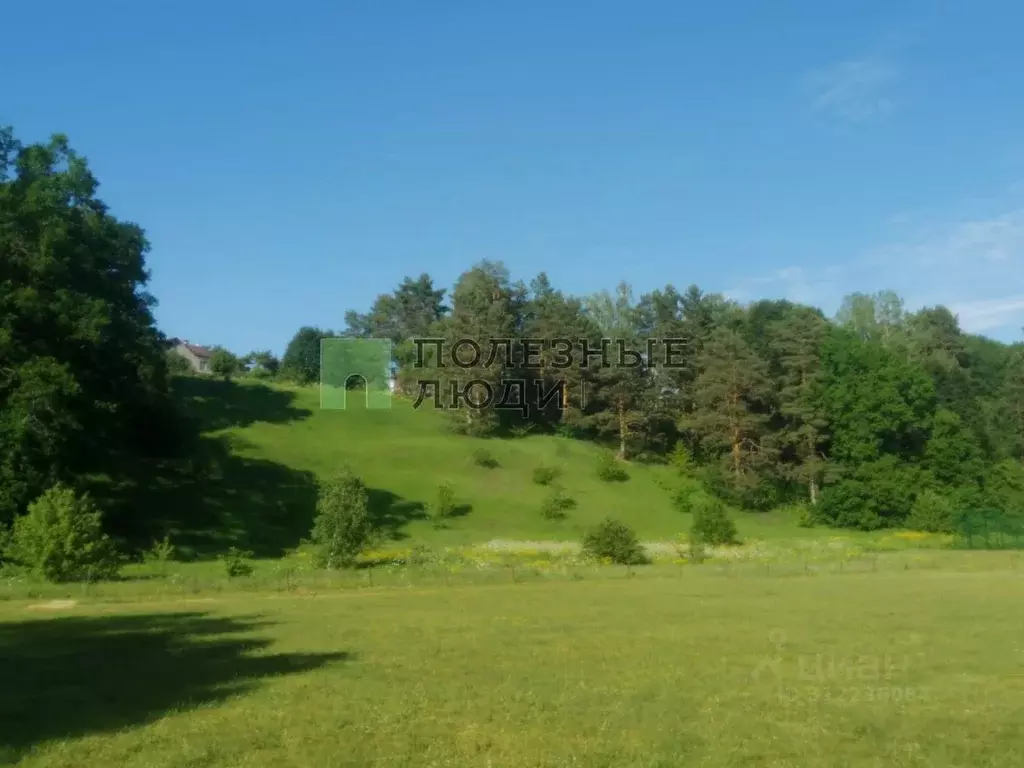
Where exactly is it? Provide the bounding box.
[324,262,1024,533]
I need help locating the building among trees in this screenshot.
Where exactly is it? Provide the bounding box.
[168,339,213,374]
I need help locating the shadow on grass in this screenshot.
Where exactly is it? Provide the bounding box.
[93,378,430,557]
[171,376,313,431]
[91,377,320,559]
[367,489,428,541]
[98,435,319,560]
[0,611,349,759]
[448,503,473,518]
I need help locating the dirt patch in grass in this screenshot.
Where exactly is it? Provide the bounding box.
[26,599,78,612]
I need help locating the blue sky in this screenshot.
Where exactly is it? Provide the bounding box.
[5,0,1024,353]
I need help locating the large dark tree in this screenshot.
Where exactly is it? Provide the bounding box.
[281,326,333,385]
[0,127,176,526]
[821,327,935,466]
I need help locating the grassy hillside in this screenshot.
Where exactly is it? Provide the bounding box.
[108,377,866,559]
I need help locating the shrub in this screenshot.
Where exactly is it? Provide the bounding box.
[596,452,629,482]
[0,525,11,565]
[906,490,956,533]
[582,518,647,565]
[669,442,693,475]
[510,424,534,438]
[555,423,577,440]
[795,503,816,528]
[311,468,374,569]
[532,465,561,486]
[144,535,177,576]
[690,495,739,546]
[249,366,274,380]
[431,481,456,526]
[208,346,240,380]
[222,547,254,578]
[166,349,192,376]
[669,477,705,514]
[4,484,120,583]
[818,458,920,530]
[540,486,576,519]
[818,479,881,530]
[472,447,499,468]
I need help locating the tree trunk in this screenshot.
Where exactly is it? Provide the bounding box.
[617,401,627,459]
[730,390,741,475]
[807,433,818,505]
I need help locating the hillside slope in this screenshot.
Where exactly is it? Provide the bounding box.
[117,377,827,558]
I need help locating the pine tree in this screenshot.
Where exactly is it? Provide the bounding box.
[769,309,830,504]
[436,261,524,435]
[687,328,774,483]
[517,273,597,430]
[577,284,654,458]
[343,274,449,373]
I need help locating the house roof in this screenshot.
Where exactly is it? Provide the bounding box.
[172,340,212,358]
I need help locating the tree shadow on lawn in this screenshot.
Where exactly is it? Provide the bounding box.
[0,611,350,760]
[171,376,313,431]
[367,489,428,541]
[94,378,429,557]
[99,434,320,560]
[100,447,435,559]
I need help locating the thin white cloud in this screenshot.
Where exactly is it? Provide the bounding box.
[951,296,1024,332]
[726,265,844,310]
[805,56,897,121]
[727,206,1024,340]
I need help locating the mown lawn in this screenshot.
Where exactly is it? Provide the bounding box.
[3,559,1023,767]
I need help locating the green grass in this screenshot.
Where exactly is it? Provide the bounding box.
[3,560,1023,766]
[7,384,1021,765]
[98,377,880,558]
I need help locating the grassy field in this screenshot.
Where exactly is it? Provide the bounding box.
[3,560,1024,767]
[96,377,883,559]
[5,378,1024,765]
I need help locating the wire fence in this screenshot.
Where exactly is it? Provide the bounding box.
[953,508,1024,550]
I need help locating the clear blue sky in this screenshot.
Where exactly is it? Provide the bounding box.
[6,0,1024,354]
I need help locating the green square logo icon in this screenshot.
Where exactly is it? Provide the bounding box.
[320,338,393,410]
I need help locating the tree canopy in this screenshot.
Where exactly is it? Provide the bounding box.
[0,127,178,528]
[335,263,1024,531]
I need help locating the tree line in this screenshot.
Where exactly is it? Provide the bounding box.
[325,261,1024,533]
